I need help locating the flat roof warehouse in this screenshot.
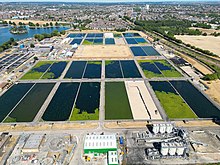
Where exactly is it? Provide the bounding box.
[84,134,117,150]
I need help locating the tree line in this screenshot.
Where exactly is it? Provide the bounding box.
[34,30,66,41]
[0,38,18,52]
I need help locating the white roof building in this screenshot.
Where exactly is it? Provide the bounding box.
[84,134,117,154]
[108,151,119,165]
[22,134,45,153]
[104,33,114,38]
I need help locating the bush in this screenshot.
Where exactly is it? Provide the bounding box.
[202,73,219,81]
[30,43,35,48]
[0,37,18,52]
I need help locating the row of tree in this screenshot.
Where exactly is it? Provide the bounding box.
[193,23,212,29]
[0,20,60,27]
[210,32,220,37]
[0,38,18,52]
[130,18,220,81]
[133,19,218,56]
[34,30,66,41]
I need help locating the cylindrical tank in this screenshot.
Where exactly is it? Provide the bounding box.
[160,143,169,156]
[166,123,173,133]
[176,142,185,156]
[168,143,176,156]
[152,124,160,134]
[20,44,24,49]
[159,124,166,134]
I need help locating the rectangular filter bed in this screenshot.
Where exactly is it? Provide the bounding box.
[67,33,86,38]
[150,81,197,119]
[41,61,67,79]
[125,38,147,44]
[70,39,83,45]
[105,60,142,78]
[138,60,182,78]
[0,83,34,122]
[42,82,80,121]
[105,82,133,120]
[64,61,87,79]
[83,61,102,79]
[170,80,220,119]
[21,61,54,80]
[4,83,55,122]
[130,46,160,56]
[70,82,100,121]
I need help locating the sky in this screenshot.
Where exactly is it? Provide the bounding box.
[0,0,219,2]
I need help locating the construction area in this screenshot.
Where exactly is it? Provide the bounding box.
[125,80,161,120]
[74,45,132,59]
[6,133,77,165]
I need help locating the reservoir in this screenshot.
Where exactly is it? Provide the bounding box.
[0,26,69,45]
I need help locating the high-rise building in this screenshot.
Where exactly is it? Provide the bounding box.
[145,4,150,10]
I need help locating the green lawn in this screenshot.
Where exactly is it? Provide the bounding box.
[162,70,182,77]
[33,61,54,68]
[41,72,55,79]
[138,60,163,78]
[155,60,182,77]
[21,61,54,80]
[70,108,99,121]
[87,61,102,65]
[105,82,133,120]
[155,91,197,119]
[142,70,164,78]
[3,116,17,123]
[105,60,114,65]
[82,40,93,45]
[114,33,122,38]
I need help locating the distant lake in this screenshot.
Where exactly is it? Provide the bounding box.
[0,26,69,45]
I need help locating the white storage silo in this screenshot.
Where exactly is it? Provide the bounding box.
[176,142,186,156]
[166,123,173,134]
[168,143,176,156]
[152,124,160,134]
[159,124,166,134]
[160,142,169,156]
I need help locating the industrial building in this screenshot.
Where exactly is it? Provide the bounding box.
[22,134,45,153]
[0,132,12,156]
[130,122,189,161]
[84,134,117,155]
[35,44,54,53]
[84,134,118,165]
[152,123,174,134]
[108,151,119,165]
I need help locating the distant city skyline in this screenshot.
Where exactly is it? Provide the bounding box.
[0,0,219,2]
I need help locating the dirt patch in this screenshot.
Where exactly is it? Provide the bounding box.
[125,81,161,120]
[175,120,218,127]
[190,27,220,35]
[104,121,149,129]
[73,45,132,59]
[175,35,220,57]
[201,80,220,105]
[0,122,98,132]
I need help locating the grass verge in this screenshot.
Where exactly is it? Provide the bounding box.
[70,108,99,120]
[3,116,16,123]
[155,91,197,119]
[82,40,93,45]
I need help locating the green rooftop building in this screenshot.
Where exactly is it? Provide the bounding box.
[83,134,118,165]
